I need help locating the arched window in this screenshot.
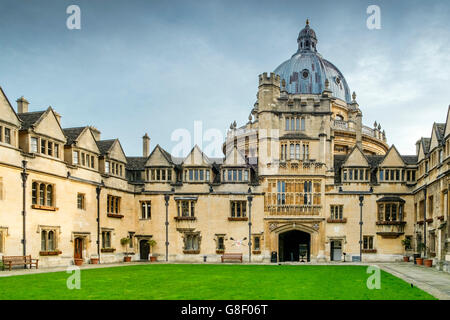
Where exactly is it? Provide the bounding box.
[41,230,47,251]
[39,184,45,205]
[46,185,53,206]
[32,182,37,205]
[48,231,54,251]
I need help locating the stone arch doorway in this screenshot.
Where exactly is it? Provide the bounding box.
[279,230,311,262]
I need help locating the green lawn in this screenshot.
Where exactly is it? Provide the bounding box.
[0,264,436,300]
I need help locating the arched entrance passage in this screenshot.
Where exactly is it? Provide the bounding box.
[279,230,311,262]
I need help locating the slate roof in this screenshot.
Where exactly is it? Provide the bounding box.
[63,127,86,145]
[96,139,116,155]
[17,111,45,129]
[126,157,147,170]
[376,196,406,203]
[422,138,431,154]
[367,155,385,167]
[401,155,418,165]
[435,123,445,142]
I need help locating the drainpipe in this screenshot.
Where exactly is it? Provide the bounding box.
[423,187,427,258]
[21,160,29,268]
[248,187,253,263]
[96,183,102,263]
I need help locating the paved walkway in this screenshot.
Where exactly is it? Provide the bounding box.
[378,263,450,300]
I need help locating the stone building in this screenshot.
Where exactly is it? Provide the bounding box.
[0,21,448,271]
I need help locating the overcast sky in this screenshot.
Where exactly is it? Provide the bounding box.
[0,0,449,157]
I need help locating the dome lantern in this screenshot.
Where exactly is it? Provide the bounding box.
[297,19,318,53]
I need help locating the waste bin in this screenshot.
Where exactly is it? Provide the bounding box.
[271,251,277,263]
[413,253,420,264]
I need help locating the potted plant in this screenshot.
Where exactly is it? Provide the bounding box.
[74,258,83,266]
[424,258,433,267]
[90,255,99,264]
[148,239,157,262]
[416,242,426,265]
[121,237,132,262]
[401,238,411,262]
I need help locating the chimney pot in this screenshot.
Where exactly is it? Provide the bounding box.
[16,96,29,113]
[143,133,150,157]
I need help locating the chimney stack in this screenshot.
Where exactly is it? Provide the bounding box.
[143,133,150,157]
[16,96,29,113]
[54,110,62,125]
[89,126,101,141]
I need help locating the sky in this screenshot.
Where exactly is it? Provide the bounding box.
[0,0,449,157]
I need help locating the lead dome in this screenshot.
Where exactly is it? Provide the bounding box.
[274,20,351,103]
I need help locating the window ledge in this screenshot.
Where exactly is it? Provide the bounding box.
[31,204,58,211]
[101,248,116,253]
[362,249,377,254]
[327,218,347,223]
[174,216,196,221]
[39,250,62,256]
[183,250,200,254]
[107,213,124,219]
[376,221,406,225]
[228,217,248,221]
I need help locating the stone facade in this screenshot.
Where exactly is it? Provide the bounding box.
[0,22,448,270]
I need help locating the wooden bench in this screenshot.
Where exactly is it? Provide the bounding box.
[221,253,243,263]
[2,255,39,271]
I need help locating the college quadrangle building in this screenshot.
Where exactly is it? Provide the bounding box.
[0,21,449,271]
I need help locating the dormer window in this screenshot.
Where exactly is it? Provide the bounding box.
[222,169,249,182]
[146,168,173,182]
[342,168,369,182]
[183,168,210,182]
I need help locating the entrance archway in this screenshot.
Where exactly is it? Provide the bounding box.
[279,230,311,262]
[139,240,150,260]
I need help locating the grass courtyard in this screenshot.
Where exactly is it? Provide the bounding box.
[0,264,436,300]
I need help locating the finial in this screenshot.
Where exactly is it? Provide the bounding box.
[230,123,233,130]
[352,91,357,101]
[248,113,252,122]
[233,121,237,129]
[374,121,377,128]
[378,124,381,130]
[306,18,309,25]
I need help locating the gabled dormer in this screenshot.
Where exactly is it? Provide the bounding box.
[221,146,250,183]
[0,88,21,149]
[144,144,175,183]
[182,145,212,183]
[340,145,370,182]
[378,145,407,182]
[18,106,66,160]
[63,127,100,170]
[96,139,127,178]
[428,123,445,169]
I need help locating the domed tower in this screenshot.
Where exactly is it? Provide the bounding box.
[225,20,388,163]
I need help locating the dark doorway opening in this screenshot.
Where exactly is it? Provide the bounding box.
[139,240,150,260]
[278,230,311,262]
[330,240,342,261]
[74,237,83,259]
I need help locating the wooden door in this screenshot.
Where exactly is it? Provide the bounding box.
[74,237,83,259]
